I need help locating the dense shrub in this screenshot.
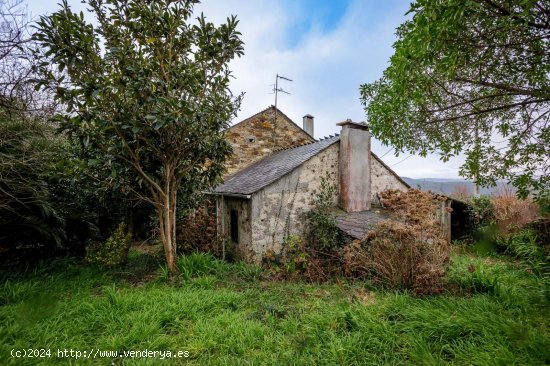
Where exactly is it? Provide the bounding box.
[0,112,147,265]
[498,229,549,275]
[306,172,342,251]
[271,188,453,291]
[268,235,341,283]
[467,196,495,230]
[462,188,541,242]
[342,189,451,295]
[265,172,345,282]
[176,199,226,258]
[86,222,132,268]
[0,114,67,256]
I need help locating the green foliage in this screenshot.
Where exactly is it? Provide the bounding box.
[500,229,542,263]
[467,196,495,230]
[280,235,310,274]
[307,172,342,251]
[360,0,550,201]
[313,171,337,210]
[0,279,39,306]
[450,263,501,296]
[0,113,66,251]
[1,252,550,365]
[232,262,264,282]
[86,222,132,268]
[177,253,228,281]
[0,111,104,258]
[498,229,549,294]
[34,0,244,271]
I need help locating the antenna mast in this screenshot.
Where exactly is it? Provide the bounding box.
[273,74,292,148]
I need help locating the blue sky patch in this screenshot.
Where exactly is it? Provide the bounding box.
[285,0,350,47]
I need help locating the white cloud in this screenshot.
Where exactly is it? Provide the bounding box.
[26,0,465,179]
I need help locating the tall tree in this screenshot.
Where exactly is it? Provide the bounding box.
[361,0,549,200]
[34,0,244,272]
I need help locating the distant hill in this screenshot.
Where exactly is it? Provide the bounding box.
[402,177,512,197]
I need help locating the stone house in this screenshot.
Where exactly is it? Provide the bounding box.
[223,106,315,176]
[211,106,428,262]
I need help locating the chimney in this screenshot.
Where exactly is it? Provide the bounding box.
[337,119,371,212]
[303,114,314,137]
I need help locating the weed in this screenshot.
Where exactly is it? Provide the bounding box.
[177,252,228,280]
[1,252,549,365]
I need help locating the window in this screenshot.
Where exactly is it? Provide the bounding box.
[230,209,239,243]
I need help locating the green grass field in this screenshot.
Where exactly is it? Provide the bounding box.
[1,248,549,365]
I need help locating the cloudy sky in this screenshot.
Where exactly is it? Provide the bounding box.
[26,0,466,179]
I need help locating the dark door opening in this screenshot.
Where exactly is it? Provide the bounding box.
[230,209,239,243]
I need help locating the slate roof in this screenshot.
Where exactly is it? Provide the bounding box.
[214,135,340,196]
[330,207,395,239]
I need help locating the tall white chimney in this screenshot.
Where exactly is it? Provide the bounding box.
[303,114,314,137]
[337,119,371,212]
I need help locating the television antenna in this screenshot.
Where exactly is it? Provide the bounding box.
[272,74,292,148]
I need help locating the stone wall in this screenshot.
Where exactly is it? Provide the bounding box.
[217,196,252,260]
[370,154,409,205]
[225,107,314,176]
[248,143,339,262]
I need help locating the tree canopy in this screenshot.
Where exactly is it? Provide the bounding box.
[360,0,549,200]
[34,0,244,272]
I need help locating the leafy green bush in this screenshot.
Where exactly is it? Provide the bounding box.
[86,222,131,268]
[0,114,66,255]
[280,236,310,275]
[306,172,342,251]
[467,196,495,230]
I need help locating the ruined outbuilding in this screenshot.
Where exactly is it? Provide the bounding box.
[212,107,422,262]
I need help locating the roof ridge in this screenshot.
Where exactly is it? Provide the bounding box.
[214,135,340,195]
[227,105,315,141]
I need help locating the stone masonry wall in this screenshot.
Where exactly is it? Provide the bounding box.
[370,155,409,204]
[248,143,339,262]
[225,107,314,176]
[217,196,252,260]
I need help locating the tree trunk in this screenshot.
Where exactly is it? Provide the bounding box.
[157,167,178,274]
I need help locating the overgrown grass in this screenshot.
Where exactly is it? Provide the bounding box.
[0,249,549,365]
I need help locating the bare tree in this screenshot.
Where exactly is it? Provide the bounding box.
[0,0,54,116]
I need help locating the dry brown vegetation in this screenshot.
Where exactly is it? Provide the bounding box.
[490,185,540,236]
[342,189,451,295]
[176,200,224,257]
[272,189,452,295]
[451,184,472,200]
